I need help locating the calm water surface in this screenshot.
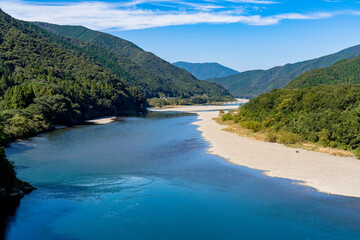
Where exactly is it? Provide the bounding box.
[3,111,360,239]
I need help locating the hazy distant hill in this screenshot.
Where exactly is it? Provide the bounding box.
[34,22,232,99]
[173,61,239,80]
[208,44,360,98]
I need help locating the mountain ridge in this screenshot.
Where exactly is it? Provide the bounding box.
[34,22,233,100]
[286,54,360,89]
[173,61,239,80]
[208,44,360,98]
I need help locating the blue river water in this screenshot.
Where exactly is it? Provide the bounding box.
[4,111,360,239]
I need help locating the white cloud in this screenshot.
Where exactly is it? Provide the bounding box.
[275,12,333,20]
[225,0,278,4]
[0,0,358,30]
[323,0,341,2]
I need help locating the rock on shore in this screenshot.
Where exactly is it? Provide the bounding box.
[0,181,36,204]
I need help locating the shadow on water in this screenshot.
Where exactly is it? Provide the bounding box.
[0,200,20,240]
[1,141,35,239]
[139,111,195,119]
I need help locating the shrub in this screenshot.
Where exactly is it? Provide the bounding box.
[277,131,301,144]
[354,148,360,159]
[266,131,278,142]
[329,141,338,148]
[262,118,273,128]
[319,129,330,146]
[307,132,319,142]
[221,113,233,121]
[241,120,262,132]
[147,98,167,107]
[233,116,239,124]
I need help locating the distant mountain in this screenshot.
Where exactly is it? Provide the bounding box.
[173,61,239,80]
[208,44,360,98]
[286,55,360,89]
[34,22,232,100]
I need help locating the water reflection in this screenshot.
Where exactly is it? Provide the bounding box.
[0,200,20,239]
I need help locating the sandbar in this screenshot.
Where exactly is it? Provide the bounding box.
[154,104,360,198]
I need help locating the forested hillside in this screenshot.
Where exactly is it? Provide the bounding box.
[286,55,360,89]
[173,61,239,80]
[0,9,149,196]
[34,22,232,100]
[209,44,360,98]
[0,9,147,143]
[28,25,166,98]
[222,85,360,157]
[222,50,360,156]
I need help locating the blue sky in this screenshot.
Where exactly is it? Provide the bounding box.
[1,0,360,71]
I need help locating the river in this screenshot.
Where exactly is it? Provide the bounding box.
[3,111,360,239]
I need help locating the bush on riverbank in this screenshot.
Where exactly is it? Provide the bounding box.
[220,85,360,158]
[148,96,235,107]
[355,149,360,159]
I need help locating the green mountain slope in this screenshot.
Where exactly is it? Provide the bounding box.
[30,26,167,98]
[209,44,360,98]
[173,61,239,80]
[0,9,148,196]
[0,9,147,142]
[286,55,360,89]
[34,22,232,99]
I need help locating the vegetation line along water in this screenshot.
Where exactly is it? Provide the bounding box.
[0,9,233,205]
[154,104,360,198]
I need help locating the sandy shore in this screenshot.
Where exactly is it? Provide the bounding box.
[151,105,241,112]
[85,116,116,125]
[154,105,360,198]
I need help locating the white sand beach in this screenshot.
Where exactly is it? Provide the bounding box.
[154,104,360,198]
[85,116,116,125]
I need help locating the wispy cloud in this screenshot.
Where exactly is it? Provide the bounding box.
[225,0,278,4]
[0,0,358,30]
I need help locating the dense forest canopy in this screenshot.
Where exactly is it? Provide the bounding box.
[34,22,233,100]
[209,44,360,98]
[224,85,360,157]
[0,9,148,144]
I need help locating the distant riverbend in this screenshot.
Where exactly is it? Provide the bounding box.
[3,109,360,239]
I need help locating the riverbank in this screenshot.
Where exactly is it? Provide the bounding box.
[153,105,360,198]
[85,116,116,125]
[0,115,116,205]
[0,181,35,204]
